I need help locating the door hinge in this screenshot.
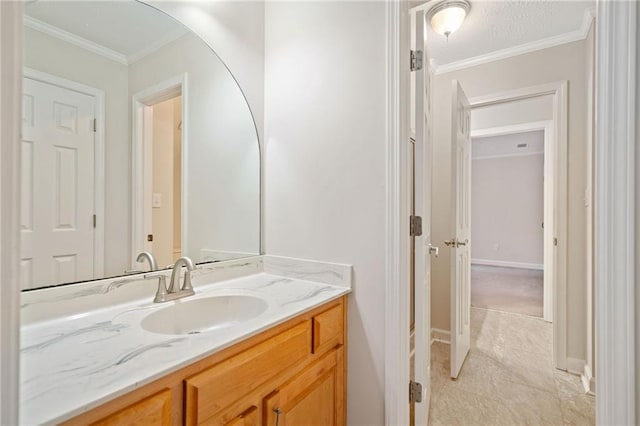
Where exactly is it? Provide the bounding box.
[92,214,96,228]
[410,50,423,71]
[410,215,423,237]
[92,118,97,132]
[409,380,423,403]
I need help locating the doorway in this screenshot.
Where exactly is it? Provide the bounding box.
[131,74,187,270]
[447,83,568,374]
[470,128,548,320]
[150,95,182,267]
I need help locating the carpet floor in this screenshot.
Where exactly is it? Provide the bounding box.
[471,265,543,318]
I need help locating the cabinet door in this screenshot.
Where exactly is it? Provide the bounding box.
[90,389,172,426]
[185,322,311,424]
[223,407,258,426]
[264,351,340,426]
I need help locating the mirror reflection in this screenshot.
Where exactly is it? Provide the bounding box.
[21,1,260,290]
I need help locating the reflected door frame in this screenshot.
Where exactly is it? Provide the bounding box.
[131,73,187,269]
[23,67,106,281]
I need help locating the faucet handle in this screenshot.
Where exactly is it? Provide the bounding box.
[151,274,169,303]
[182,269,194,292]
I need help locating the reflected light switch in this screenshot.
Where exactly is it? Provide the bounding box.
[152,193,162,208]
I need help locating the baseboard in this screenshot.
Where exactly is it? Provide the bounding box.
[471,258,544,271]
[430,328,451,344]
[566,357,586,376]
[581,364,596,396]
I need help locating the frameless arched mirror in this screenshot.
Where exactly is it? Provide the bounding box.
[21,0,260,290]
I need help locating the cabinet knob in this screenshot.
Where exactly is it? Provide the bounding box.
[273,407,282,426]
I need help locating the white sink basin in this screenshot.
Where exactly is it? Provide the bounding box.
[141,295,268,335]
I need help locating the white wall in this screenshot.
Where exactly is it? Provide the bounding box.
[264,2,387,424]
[471,150,544,268]
[129,33,260,262]
[23,27,130,278]
[149,1,265,145]
[431,38,592,363]
[472,96,553,131]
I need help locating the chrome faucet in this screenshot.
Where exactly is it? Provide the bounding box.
[136,251,158,271]
[149,256,196,303]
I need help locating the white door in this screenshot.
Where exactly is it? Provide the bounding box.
[449,80,471,379]
[21,77,96,288]
[411,9,433,425]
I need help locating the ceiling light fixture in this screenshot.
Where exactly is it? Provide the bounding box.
[427,0,471,40]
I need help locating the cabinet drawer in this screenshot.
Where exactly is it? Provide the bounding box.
[312,304,344,355]
[90,389,171,426]
[185,321,311,424]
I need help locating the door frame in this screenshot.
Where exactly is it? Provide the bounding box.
[22,67,106,280]
[469,120,554,323]
[467,82,568,370]
[384,0,412,424]
[594,0,637,423]
[0,2,22,423]
[131,73,187,268]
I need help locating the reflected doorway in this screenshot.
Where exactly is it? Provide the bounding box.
[131,74,186,271]
[150,95,182,268]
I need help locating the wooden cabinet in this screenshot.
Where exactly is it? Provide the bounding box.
[224,407,258,426]
[90,389,172,426]
[264,350,340,426]
[184,322,311,424]
[63,297,347,426]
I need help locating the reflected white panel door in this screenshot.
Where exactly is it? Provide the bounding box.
[449,80,471,379]
[21,77,96,288]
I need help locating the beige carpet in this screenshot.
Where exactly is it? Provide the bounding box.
[471,265,543,317]
[429,308,595,425]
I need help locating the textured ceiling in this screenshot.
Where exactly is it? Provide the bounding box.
[426,0,595,67]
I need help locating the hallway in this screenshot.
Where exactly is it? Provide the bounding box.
[429,308,594,425]
[471,265,544,318]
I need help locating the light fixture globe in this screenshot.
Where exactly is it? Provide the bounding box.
[427,0,471,39]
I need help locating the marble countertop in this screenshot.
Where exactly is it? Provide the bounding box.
[20,271,350,425]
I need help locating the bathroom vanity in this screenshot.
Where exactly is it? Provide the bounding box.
[64,297,346,426]
[20,257,351,425]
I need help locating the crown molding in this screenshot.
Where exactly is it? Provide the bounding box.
[24,16,128,65]
[127,28,187,64]
[433,8,595,75]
